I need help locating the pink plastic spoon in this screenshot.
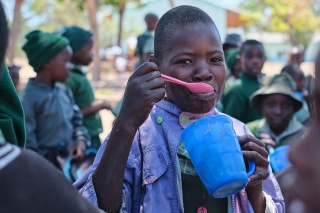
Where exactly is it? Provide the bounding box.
[161,74,214,94]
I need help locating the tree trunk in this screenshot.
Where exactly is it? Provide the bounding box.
[7,0,23,66]
[117,4,126,46]
[86,0,100,81]
[168,0,174,8]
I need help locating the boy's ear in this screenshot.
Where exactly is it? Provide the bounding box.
[43,60,53,70]
[149,54,160,66]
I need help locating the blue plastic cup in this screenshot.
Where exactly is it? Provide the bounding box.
[180,114,255,198]
[269,145,291,172]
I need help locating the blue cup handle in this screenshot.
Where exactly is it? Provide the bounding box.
[247,161,256,176]
[237,135,256,176]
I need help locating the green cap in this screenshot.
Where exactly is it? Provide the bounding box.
[56,26,92,53]
[22,30,69,72]
[225,48,239,74]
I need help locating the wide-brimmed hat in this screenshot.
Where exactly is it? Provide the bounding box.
[250,73,303,112]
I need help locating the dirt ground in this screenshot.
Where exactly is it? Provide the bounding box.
[15,58,315,141]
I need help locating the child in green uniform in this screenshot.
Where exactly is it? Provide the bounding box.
[20,30,89,168]
[222,39,265,123]
[281,64,311,124]
[0,7,99,211]
[58,26,111,151]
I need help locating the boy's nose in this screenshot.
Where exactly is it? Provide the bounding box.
[192,63,213,82]
[273,105,282,114]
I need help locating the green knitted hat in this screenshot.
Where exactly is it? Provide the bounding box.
[250,73,303,112]
[56,26,92,54]
[225,48,239,74]
[22,30,69,72]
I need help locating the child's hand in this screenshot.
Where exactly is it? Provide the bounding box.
[69,140,86,160]
[96,99,112,110]
[258,133,275,146]
[238,135,269,186]
[118,62,165,127]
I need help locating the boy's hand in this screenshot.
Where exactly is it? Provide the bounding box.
[258,133,276,146]
[96,99,112,110]
[239,135,269,213]
[69,140,86,160]
[238,135,269,186]
[117,62,165,127]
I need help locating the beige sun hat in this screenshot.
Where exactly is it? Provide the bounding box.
[250,73,303,112]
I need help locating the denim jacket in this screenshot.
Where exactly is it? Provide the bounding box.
[75,100,284,213]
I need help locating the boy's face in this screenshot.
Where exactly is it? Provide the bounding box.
[292,68,305,92]
[146,17,158,31]
[288,52,320,213]
[240,44,265,77]
[261,94,294,131]
[73,38,93,66]
[157,23,227,113]
[49,46,72,82]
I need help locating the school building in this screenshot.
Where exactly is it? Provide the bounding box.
[123,0,244,43]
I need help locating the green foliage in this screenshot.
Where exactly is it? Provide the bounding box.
[240,0,320,48]
[24,0,88,31]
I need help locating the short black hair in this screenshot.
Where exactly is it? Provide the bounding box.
[145,13,158,20]
[281,64,300,77]
[154,5,219,59]
[239,39,264,55]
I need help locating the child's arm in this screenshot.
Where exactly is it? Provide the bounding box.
[92,62,165,212]
[81,99,111,116]
[21,99,39,151]
[67,88,90,160]
[238,135,270,213]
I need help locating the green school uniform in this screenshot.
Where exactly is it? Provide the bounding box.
[178,143,229,212]
[222,72,262,123]
[246,117,305,147]
[66,68,103,149]
[0,64,25,147]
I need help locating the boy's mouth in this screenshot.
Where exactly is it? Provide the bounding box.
[188,90,217,101]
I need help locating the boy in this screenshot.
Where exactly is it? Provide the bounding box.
[222,39,265,123]
[57,26,111,151]
[135,13,159,67]
[281,64,311,124]
[20,30,89,168]
[75,6,284,213]
[8,65,20,91]
[247,74,305,148]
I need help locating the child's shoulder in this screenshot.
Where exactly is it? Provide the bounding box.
[66,69,90,86]
[224,79,246,95]
[219,112,253,136]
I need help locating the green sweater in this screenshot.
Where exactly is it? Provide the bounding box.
[222,72,262,123]
[0,64,25,147]
[66,68,103,137]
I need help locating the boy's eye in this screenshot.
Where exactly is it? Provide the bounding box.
[178,59,192,64]
[209,58,223,63]
[266,102,275,108]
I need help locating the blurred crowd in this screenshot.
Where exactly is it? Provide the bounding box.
[1,2,320,213]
